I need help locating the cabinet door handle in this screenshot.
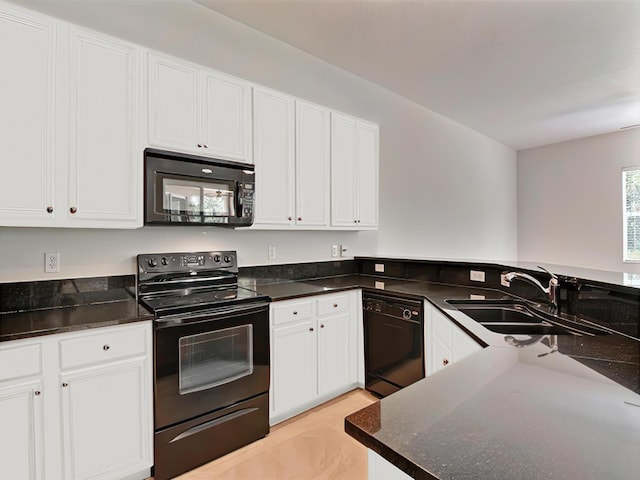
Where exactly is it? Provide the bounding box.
[62,382,69,388]
[197,143,203,148]
[103,344,110,351]
[309,327,314,332]
[293,311,298,315]
[297,217,302,221]
[333,303,338,308]
[288,216,292,221]
[320,324,325,328]
[46,206,53,213]
[442,359,449,366]
[34,390,41,396]
[204,144,208,149]
[69,207,77,214]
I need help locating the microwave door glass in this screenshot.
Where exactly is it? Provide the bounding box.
[161,178,236,222]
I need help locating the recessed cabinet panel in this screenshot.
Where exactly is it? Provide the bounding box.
[61,362,149,480]
[68,29,140,224]
[202,72,251,162]
[331,113,358,227]
[295,101,330,227]
[149,55,200,152]
[0,381,44,480]
[253,87,295,226]
[317,313,352,394]
[0,8,55,224]
[356,121,379,228]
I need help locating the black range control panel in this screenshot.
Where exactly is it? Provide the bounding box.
[137,250,237,279]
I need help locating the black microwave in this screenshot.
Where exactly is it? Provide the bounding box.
[144,148,255,227]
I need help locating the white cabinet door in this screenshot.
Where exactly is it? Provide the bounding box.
[253,87,295,226]
[0,380,44,480]
[317,312,352,395]
[148,54,200,154]
[425,302,481,376]
[356,121,379,228]
[60,360,151,480]
[295,100,330,227]
[271,319,317,417]
[0,6,55,225]
[330,112,358,227]
[201,71,252,162]
[67,28,141,227]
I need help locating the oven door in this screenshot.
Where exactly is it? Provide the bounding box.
[154,302,270,430]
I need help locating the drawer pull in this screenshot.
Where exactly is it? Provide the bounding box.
[320,324,325,328]
[333,303,338,308]
[103,345,110,351]
[293,311,298,315]
[309,327,314,332]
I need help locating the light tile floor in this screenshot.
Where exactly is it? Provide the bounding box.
[172,389,377,480]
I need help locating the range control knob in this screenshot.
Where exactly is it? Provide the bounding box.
[147,258,158,268]
[161,257,169,266]
[402,309,412,320]
[213,255,221,263]
[223,255,232,263]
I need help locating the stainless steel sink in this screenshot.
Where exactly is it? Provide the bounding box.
[446,299,609,336]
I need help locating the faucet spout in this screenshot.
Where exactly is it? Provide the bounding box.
[501,267,559,313]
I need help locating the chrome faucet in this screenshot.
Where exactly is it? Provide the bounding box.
[501,266,559,313]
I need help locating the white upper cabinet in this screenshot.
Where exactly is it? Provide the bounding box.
[331,112,379,229]
[252,92,331,229]
[0,5,56,225]
[66,27,142,227]
[295,100,331,227]
[252,87,296,226]
[0,3,143,228]
[148,53,252,163]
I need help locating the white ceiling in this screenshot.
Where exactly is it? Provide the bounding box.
[194,0,640,150]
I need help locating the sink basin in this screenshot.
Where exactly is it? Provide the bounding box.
[446,299,609,336]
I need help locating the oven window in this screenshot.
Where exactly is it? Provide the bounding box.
[178,325,253,395]
[161,177,236,220]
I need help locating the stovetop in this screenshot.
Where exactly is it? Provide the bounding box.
[137,250,270,317]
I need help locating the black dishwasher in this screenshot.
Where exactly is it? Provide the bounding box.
[363,292,425,397]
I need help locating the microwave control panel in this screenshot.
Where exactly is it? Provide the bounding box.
[239,183,254,219]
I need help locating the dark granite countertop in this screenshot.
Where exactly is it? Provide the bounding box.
[243,273,640,480]
[0,300,152,342]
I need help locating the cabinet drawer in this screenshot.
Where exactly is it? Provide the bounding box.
[317,294,349,316]
[0,343,42,382]
[59,324,148,370]
[271,300,313,326]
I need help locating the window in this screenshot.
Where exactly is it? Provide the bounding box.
[623,167,640,262]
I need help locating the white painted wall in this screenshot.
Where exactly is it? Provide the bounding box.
[517,128,640,273]
[0,0,517,282]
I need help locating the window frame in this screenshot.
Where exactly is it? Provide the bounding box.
[622,166,640,263]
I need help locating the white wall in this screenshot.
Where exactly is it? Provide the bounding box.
[0,0,517,282]
[517,128,640,273]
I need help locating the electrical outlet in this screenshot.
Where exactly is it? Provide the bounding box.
[470,270,485,282]
[340,245,348,257]
[374,263,385,273]
[331,245,339,257]
[45,252,60,273]
[268,246,276,260]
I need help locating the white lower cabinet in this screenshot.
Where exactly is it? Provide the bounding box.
[269,291,359,425]
[0,322,153,480]
[424,301,482,376]
[368,450,412,480]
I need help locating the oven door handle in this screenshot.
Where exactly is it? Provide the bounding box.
[154,301,270,328]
